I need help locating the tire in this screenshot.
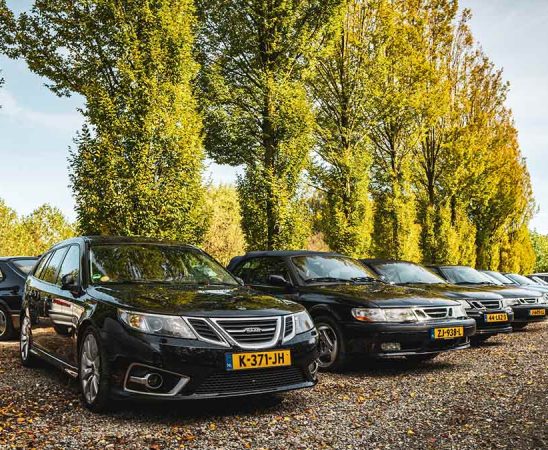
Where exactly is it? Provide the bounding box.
[20,313,37,367]
[405,353,439,363]
[0,305,14,341]
[512,323,528,331]
[79,327,111,413]
[314,315,347,371]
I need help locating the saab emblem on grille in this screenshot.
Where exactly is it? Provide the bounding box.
[243,327,263,333]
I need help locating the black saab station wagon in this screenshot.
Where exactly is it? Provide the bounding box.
[228,252,476,370]
[361,260,513,343]
[0,257,37,340]
[20,237,319,412]
[429,265,547,330]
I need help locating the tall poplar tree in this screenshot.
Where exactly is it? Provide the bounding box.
[307,0,375,257]
[7,1,206,242]
[198,0,340,250]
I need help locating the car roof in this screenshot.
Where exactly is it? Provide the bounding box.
[48,236,199,251]
[426,264,469,269]
[238,250,344,258]
[0,256,38,261]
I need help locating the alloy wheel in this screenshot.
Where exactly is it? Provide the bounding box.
[317,323,338,368]
[20,315,31,360]
[0,309,7,337]
[80,333,101,404]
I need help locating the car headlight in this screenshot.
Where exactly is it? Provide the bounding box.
[352,308,417,323]
[452,305,468,317]
[502,298,519,307]
[543,293,548,303]
[293,310,314,334]
[118,309,197,339]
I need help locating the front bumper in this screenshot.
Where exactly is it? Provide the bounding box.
[466,309,514,335]
[342,318,476,357]
[102,321,319,400]
[511,304,547,323]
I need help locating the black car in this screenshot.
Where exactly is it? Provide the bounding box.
[502,272,548,294]
[20,237,319,412]
[0,257,38,340]
[228,251,476,370]
[361,260,513,342]
[429,265,547,330]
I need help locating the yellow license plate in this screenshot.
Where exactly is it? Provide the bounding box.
[431,326,464,340]
[226,350,291,371]
[486,313,508,322]
[530,309,546,316]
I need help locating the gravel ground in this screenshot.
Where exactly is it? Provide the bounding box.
[0,322,546,450]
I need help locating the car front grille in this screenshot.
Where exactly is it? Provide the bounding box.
[194,367,306,396]
[187,318,223,343]
[421,307,450,319]
[284,315,294,338]
[478,300,502,309]
[213,317,281,348]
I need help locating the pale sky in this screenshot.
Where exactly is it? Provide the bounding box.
[0,1,546,233]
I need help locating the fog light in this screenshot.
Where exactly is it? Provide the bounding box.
[380,342,401,352]
[145,373,164,390]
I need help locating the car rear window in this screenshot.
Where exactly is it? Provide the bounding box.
[12,259,38,275]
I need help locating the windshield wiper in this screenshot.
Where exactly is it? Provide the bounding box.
[350,276,378,283]
[304,276,351,284]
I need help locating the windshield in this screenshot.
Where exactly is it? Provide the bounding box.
[291,255,378,283]
[12,259,38,274]
[90,244,238,286]
[531,276,548,285]
[482,271,514,285]
[441,267,495,285]
[373,262,446,284]
[506,273,538,286]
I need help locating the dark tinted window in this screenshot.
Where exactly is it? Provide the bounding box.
[41,248,69,285]
[373,262,445,284]
[34,253,53,279]
[89,244,238,286]
[57,246,81,286]
[234,257,291,285]
[12,259,38,275]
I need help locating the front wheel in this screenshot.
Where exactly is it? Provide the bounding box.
[20,314,36,367]
[79,328,111,412]
[0,305,14,341]
[315,316,346,371]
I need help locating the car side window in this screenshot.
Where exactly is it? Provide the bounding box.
[235,257,291,285]
[57,245,81,286]
[34,253,53,280]
[41,248,69,285]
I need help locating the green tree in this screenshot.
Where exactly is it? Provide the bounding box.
[8,1,206,243]
[531,232,548,272]
[307,0,374,257]
[365,0,425,261]
[0,199,74,256]
[198,0,339,250]
[201,185,246,265]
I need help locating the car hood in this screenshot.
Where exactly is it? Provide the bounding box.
[458,284,544,299]
[396,283,504,300]
[89,284,303,317]
[300,283,458,307]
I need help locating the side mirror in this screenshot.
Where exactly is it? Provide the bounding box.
[60,274,78,291]
[235,276,244,285]
[268,274,292,288]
